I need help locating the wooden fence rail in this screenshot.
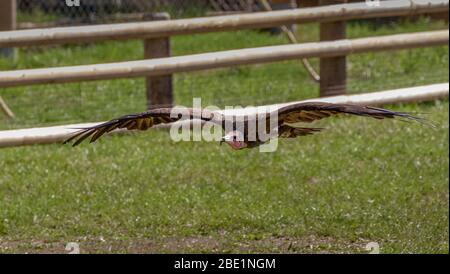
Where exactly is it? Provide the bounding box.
[0,30,447,88]
[0,0,447,48]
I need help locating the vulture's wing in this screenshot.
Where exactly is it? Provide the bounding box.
[64,107,222,146]
[278,125,325,138]
[272,102,428,138]
[275,102,425,125]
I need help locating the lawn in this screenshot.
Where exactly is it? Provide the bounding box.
[0,17,448,253]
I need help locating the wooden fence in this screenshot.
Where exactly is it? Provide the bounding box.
[1,0,447,47]
[0,0,448,105]
[0,30,447,88]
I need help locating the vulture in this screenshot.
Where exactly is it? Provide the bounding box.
[64,102,425,150]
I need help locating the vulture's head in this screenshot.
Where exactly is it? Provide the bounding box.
[220,131,247,150]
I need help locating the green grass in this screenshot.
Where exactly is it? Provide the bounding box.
[0,18,448,253]
[17,10,59,25]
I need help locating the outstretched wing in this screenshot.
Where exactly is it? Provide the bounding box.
[275,102,425,125]
[64,108,221,146]
[278,125,324,138]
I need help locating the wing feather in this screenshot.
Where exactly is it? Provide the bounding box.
[276,102,424,125]
[278,125,324,138]
[64,108,222,146]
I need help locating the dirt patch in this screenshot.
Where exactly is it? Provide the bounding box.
[0,235,366,254]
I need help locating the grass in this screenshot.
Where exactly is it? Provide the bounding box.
[0,18,448,253]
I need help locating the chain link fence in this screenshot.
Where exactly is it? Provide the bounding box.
[16,0,298,28]
[17,0,207,28]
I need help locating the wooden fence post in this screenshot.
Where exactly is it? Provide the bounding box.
[144,13,173,109]
[0,0,16,118]
[0,0,16,59]
[319,0,347,97]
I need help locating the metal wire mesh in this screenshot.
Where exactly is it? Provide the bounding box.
[17,0,208,28]
[16,0,299,28]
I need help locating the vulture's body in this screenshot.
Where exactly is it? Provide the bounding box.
[64,102,425,150]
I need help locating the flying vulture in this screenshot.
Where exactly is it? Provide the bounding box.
[64,102,424,150]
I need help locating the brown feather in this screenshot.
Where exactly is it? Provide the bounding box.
[64,107,224,146]
[275,102,423,125]
[278,125,324,138]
